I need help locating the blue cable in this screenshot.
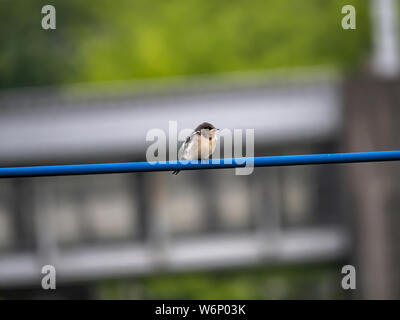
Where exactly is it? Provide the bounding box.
[1,150,400,178]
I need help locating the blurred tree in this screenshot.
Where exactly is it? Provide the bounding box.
[0,0,370,89]
[97,263,345,299]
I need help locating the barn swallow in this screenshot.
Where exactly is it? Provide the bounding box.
[172,122,219,175]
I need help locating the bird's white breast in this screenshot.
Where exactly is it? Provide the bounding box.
[180,134,217,160]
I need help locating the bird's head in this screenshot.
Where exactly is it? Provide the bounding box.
[196,122,219,138]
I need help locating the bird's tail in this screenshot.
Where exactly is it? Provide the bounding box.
[172,170,180,175]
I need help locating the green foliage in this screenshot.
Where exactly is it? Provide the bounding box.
[0,0,370,89]
[97,263,345,299]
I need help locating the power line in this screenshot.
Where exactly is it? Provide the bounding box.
[1,150,400,178]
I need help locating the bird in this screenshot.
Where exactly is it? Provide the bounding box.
[172,122,219,175]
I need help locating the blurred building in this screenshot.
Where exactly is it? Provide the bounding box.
[0,68,349,298]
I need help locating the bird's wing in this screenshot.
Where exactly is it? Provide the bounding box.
[185,130,199,143]
[179,131,199,160]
